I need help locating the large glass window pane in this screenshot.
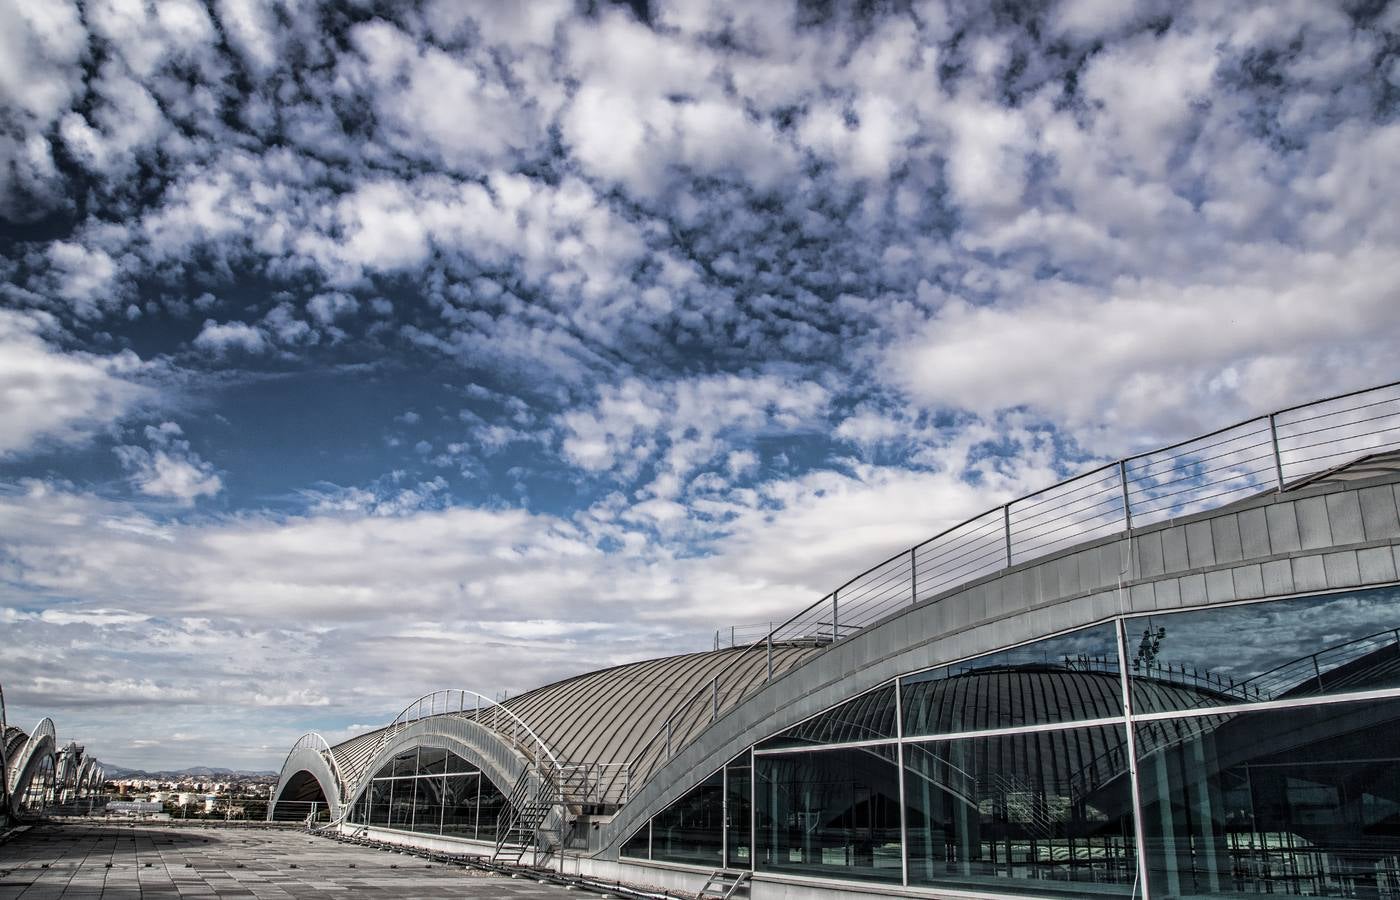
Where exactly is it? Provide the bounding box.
[441,773,478,839]
[905,724,1137,897]
[652,770,723,866]
[389,777,415,829]
[390,749,418,777]
[726,753,753,869]
[417,748,448,776]
[756,745,902,883]
[1128,586,1400,714]
[1135,697,1400,899]
[369,779,391,827]
[411,774,443,834]
[446,751,475,774]
[621,822,651,859]
[478,776,507,839]
[760,684,897,750]
[902,623,1123,737]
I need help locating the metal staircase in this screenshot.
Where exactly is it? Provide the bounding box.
[492,769,558,866]
[698,868,751,898]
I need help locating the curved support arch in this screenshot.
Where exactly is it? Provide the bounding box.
[75,756,96,794]
[270,733,347,822]
[375,689,562,773]
[8,718,57,816]
[344,715,565,840]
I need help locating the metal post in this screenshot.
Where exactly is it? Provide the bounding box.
[1003,504,1013,567]
[714,630,719,651]
[1119,459,1133,532]
[665,719,672,759]
[910,547,918,605]
[0,682,8,813]
[712,677,719,722]
[766,624,774,680]
[831,591,839,643]
[1269,413,1285,492]
[895,676,908,887]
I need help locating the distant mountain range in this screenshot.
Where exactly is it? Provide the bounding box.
[98,761,277,779]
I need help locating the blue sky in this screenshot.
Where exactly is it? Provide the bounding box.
[1,0,1398,770]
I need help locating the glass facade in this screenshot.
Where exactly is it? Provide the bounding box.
[902,621,1122,736]
[905,725,1137,896]
[653,770,724,865]
[758,744,903,883]
[1136,698,1400,899]
[620,585,1400,899]
[346,746,507,841]
[1127,590,1400,713]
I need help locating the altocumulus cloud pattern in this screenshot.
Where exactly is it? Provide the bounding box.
[1,0,1399,785]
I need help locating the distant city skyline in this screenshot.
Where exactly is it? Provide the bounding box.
[2,0,1398,769]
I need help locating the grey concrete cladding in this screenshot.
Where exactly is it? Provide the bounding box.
[598,468,1400,856]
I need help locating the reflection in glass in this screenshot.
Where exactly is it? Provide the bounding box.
[478,775,506,838]
[411,773,442,833]
[901,623,1122,737]
[1128,586,1400,713]
[652,770,723,865]
[1136,699,1400,899]
[389,777,415,829]
[369,779,390,826]
[727,752,753,869]
[904,725,1137,897]
[760,684,896,749]
[442,773,480,837]
[757,745,902,883]
[390,749,418,777]
[621,822,651,859]
[417,747,448,776]
[355,748,503,840]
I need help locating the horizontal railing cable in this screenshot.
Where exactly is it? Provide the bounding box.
[621,381,1400,796]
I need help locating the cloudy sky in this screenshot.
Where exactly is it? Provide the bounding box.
[1,0,1397,770]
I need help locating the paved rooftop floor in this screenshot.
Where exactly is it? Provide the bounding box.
[0,823,584,898]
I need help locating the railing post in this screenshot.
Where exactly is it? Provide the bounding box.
[831,591,839,642]
[1119,459,1133,532]
[1003,503,1013,568]
[1269,413,1285,492]
[910,547,918,605]
[766,623,774,680]
[714,630,719,651]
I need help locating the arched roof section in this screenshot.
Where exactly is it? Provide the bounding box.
[499,645,817,776]
[271,733,345,821]
[326,644,819,803]
[8,718,56,815]
[339,715,568,835]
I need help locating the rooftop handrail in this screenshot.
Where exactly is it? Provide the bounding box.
[628,380,1400,795]
[1234,627,1400,698]
[376,687,563,774]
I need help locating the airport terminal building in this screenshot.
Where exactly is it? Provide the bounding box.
[273,383,1400,899]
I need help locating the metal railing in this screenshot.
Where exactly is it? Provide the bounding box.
[632,380,1400,793]
[1236,627,1400,700]
[374,689,562,774]
[557,762,631,806]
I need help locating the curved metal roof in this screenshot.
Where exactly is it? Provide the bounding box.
[328,643,820,797]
